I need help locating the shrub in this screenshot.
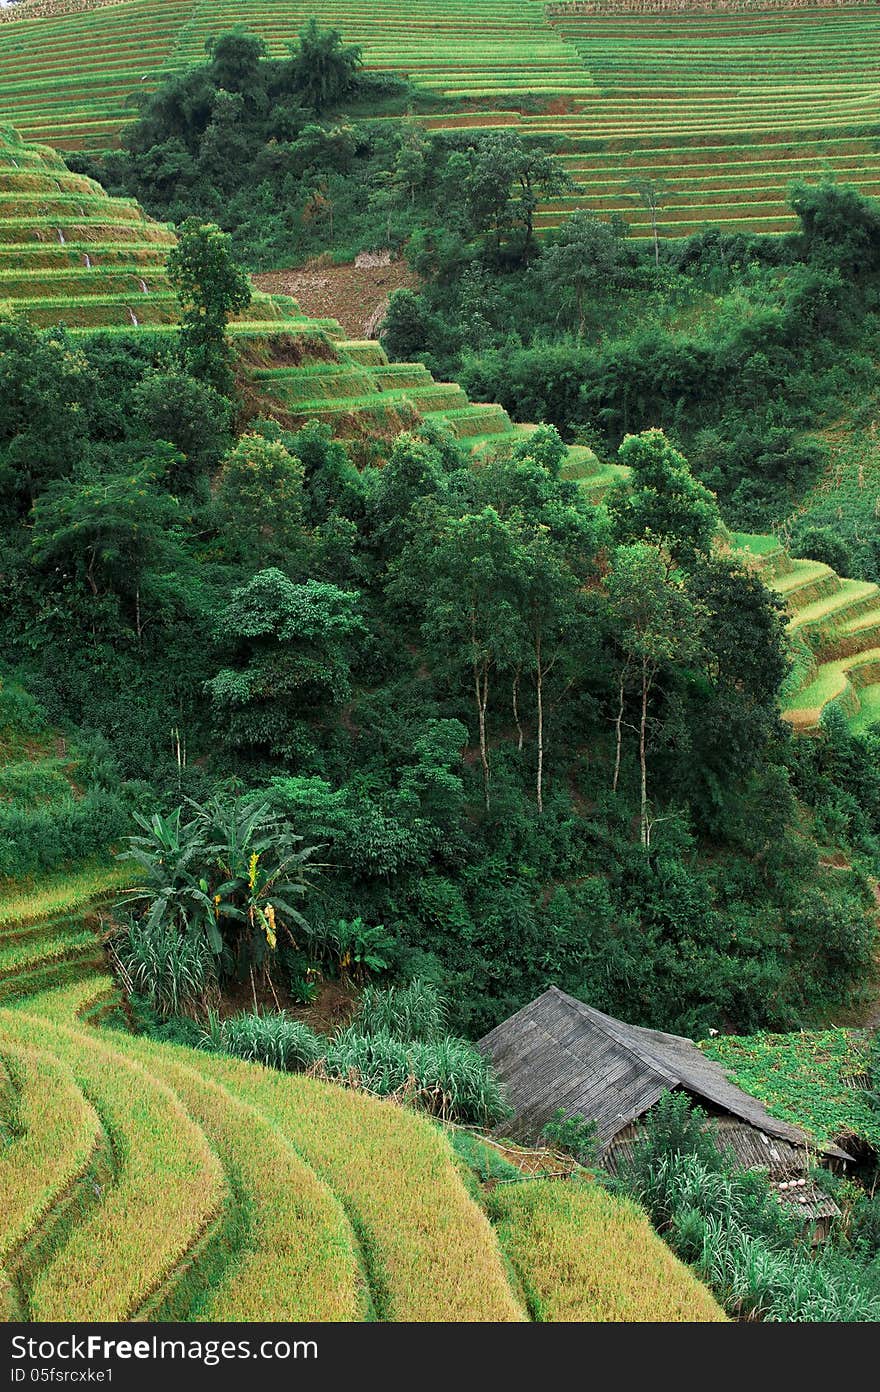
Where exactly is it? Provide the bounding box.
[540,1110,600,1167]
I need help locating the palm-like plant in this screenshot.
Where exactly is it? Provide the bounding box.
[117,795,322,994]
[193,795,320,970]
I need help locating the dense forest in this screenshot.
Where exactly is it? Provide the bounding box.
[4,29,880,1045]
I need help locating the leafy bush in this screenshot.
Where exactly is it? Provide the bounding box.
[540,1110,600,1167]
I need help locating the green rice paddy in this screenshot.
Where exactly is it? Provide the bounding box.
[1,2,879,236]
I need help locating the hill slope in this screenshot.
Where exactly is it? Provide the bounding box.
[0,891,725,1322]
[0,122,516,442]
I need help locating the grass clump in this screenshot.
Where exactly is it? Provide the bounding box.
[115,918,217,1021]
[320,1028,510,1127]
[202,1009,321,1072]
[351,977,447,1041]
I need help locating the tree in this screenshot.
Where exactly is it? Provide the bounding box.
[205,27,267,93]
[628,177,670,267]
[540,211,630,338]
[30,451,184,637]
[119,794,320,995]
[131,369,231,494]
[0,322,89,512]
[605,543,704,847]
[609,429,720,568]
[389,506,526,811]
[215,433,306,563]
[517,523,586,813]
[393,119,431,207]
[466,133,572,261]
[289,19,362,113]
[207,568,363,758]
[166,219,251,394]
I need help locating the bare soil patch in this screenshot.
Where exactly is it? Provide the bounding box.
[253,256,419,339]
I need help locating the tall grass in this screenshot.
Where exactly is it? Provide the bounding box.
[202,1010,321,1072]
[320,1028,510,1126]
[352,978,447,1041]
[116,918,217,1020]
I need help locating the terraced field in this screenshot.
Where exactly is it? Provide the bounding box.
[732,534,880,732]
[2,1,880,236]
[0,885,725,1322]
[0,123,516,440]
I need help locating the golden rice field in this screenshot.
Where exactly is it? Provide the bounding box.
[0,882,724,1323]
[488,1178,727,1321]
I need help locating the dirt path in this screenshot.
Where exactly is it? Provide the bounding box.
[252,256,419,340]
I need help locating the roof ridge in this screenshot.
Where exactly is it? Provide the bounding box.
[546,987,682,1087]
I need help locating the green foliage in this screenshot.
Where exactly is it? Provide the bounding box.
[700,1030,880,1151]
[166,219,251,393]
[207,569,363,760]
[320,1028,510,1126]
[289,18,363,114]
[610,428,720,566]
[202,1008,322,1071]
[116,917,217,1020]
[611,1092,880,1322]
[540,1110,600,1166]
[214,433,306,564]
[118,794,320,988]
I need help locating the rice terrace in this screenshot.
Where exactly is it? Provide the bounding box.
[2,0,880,1347]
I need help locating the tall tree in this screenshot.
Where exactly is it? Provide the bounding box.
[207,568,362,758]
[215,433,306,564]
[609,428,720,568]
[289,19,363,113]
[166,219,251,394]
[390,506,525,811]
[540,211,630,338]
[628,177,670,267]
[466,133,572,261]
[605,543,704,847]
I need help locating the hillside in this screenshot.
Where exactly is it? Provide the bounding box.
[1,1,880,237]
[734,533,880,733]
[4,2,880,1333]
[0,883,725,1322]
[0,122,516,440]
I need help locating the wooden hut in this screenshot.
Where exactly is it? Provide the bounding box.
[479,986,851,1237]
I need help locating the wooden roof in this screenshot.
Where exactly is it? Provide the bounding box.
[478,987,851,1161]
